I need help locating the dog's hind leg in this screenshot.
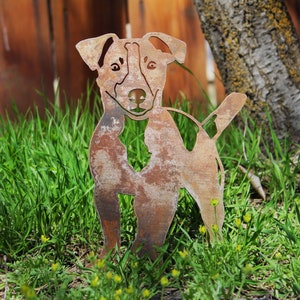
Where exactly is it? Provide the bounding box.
[185,180,224,240]
[94,185,121,256]
[183,135,225,240]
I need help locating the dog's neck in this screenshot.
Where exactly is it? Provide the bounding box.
[97,93,125,134]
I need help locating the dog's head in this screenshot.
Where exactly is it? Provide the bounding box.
[76,32,186,119]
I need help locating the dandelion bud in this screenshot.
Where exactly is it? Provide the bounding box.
[91,275,99,287]
[178,249,188,259]
[142,289,150,298]
[235,218,242,227]
[51,262,59,272]
[41,235,49,243]
[113,274,122,283]
[160,276,169,286]
[171,269,180,278]
[212,224,219,233]
[199,225,206,235]
[210,198,219,206]
[243,212,251,223]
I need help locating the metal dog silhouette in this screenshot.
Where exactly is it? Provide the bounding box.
[76,32,246,259]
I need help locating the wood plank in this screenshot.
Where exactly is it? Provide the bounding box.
[214,63,226,103]
[285,0,300,37]
[0,0,53,117]
[128,0,208,108]
[51,0,127,105]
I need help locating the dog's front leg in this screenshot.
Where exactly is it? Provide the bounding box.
[94,184,121,256]
[132,181,179,260]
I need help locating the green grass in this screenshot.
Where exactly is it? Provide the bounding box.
[0,90,299,299]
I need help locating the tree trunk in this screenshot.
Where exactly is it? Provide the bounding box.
[193,0,300,143]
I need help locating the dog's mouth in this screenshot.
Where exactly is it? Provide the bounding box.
[106,90,159,118]
[130,107,146,114]
[127,103,151,117]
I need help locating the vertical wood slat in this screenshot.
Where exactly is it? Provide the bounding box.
[285,0,300,37]
[50,0,127,105]
[128,0,225,107]
[0,0,54,117]
[128,0,208,107]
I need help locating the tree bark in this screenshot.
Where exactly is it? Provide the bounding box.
[193,0,300,143]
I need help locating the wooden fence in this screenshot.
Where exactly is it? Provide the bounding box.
[0,0,299,117]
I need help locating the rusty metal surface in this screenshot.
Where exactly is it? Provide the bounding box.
[76,32,246,259]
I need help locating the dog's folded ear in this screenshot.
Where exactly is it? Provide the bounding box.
[76,33,119,71]
[143,32,186,64]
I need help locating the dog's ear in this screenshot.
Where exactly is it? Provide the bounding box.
[76,33,119,71]
[143,32,186,63]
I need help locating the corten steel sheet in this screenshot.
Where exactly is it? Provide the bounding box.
[76,32,246,259]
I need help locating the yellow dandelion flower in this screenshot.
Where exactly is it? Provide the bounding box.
[199,225,206,235]
[115,288,122,296]
[113,274,122,283]
[91,275,99,287]
[160,276,169,286]
[51,262,59,272]
[211,273,219,280]
[275,252,282,260]
[212,224,219,233]
[235,218,242,227]
[210,198,219,207]
[236,244,242,252]
[87,251,96,262]
[125,285,134,294]
[21,285,37,299]
[106,271,113,280]
[96,259,105,269]
[21,285,28,293]
[142,288,150,298]
[243,212,251,223]
[178,249,188,259]
[171,269,180,278]
[243,263,254,274]
[41,235,49,243]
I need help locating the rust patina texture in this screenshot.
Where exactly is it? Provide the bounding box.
[76,32,246,259]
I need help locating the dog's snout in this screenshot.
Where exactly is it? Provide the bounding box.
[128,89,146,104]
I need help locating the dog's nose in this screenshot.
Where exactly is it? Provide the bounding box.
[128,89,146,105]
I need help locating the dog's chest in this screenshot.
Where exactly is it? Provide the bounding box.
[144,110,186,157]
[118,110,186,170]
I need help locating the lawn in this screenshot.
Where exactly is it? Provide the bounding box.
[0,89,299,299]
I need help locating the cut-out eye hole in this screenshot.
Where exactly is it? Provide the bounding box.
[111,63,120,71]
[147,61,156,70]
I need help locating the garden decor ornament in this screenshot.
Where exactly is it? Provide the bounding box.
[76,32,246,259]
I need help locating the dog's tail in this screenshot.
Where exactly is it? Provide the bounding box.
[201,93,247,140]
[167,93,247,140]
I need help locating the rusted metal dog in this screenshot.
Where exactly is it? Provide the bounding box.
[76,32,246,259]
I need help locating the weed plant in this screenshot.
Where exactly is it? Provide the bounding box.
[0,89,299,299]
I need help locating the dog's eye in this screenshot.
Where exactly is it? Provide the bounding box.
[147,61,156,70]
[111,63,120,71]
